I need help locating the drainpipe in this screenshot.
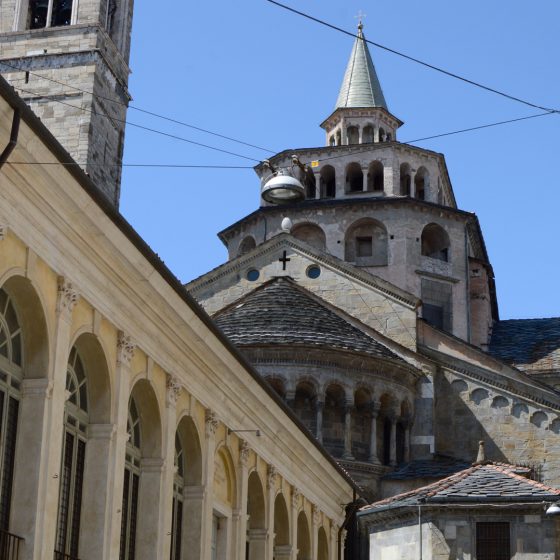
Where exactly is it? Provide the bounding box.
[338,490,361,560]
[0,109,20,170]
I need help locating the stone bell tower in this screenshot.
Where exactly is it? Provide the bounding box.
[0,0,134,207]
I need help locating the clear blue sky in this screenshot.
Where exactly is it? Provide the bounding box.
[119,0,559,321]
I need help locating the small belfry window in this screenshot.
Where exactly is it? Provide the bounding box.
[55,347,88,560]
[0,288,22,532]
[170,434,185,560]
[476,522,510,560]
[27,0,74,30]
[120,397,141,560]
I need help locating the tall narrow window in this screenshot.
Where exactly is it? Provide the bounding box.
[170,434,185,560]
[28,0,74,29]
[0,289,22,533]
[120,398,141,560]
[55,347,88,560]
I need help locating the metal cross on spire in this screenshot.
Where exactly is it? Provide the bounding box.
[355,10,367,30]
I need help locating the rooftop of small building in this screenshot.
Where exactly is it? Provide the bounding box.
[213,276,407,364]
[489,317,560,374]
[361,461,560,515]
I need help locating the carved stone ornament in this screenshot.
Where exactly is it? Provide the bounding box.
[205,410,218,435]
[166,375,182,405]
[0,225,6,241]
[117,331,135,366]
[267,465,277,489]
[240,440,250,467]
[56,276,79,315]
[291,488,301,509]
[312,504,321,526]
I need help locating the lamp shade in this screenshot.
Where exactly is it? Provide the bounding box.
[261,172,305,204]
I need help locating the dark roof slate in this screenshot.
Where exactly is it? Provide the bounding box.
[383,456,471,481]
[489,318,560,374]
[213,277,402,362]
[361,463,560,514]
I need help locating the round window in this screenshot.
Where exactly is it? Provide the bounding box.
[246,269,260,282]
[306,265,321,279]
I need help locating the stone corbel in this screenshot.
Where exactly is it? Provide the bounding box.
[166,374,182,406]
[240,439,250,467]
[117,331,135,366]
[205,409,219,436]
[56,276,79,316]
[267,465,277,490]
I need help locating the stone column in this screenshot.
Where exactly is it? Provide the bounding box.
[358,126,363,145]
[315,401,324,444]
[106,332,134,559]
[158,375,181,559]
[410,172,416,198]
[235,440,250,560]
[404,419,412,463]
[11,277,77,560]
[311,505,320,560]
[184,485,205,560]
[329,524,338,560]
[202,410,218,560]
[368,402,381,465]
[389,416,397,467]
[342,403,354,460]
[266,466,277,560]
[248,529,268,559]
[314,172,321,199]
[137,457,165,560]
[290,489,301,560]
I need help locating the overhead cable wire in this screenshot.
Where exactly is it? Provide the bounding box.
[1,60,276,153]
[6,162,253,169]
[13,85,262,163]
[264,0,559,114]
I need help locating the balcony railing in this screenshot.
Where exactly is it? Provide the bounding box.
[54,552,80,560]
[0,528,23,560]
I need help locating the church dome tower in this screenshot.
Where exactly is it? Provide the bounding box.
[216,23,497,349]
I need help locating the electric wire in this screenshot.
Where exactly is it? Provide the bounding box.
[264,0,560,114]
[5,162,253,168]
[13,85,263,163]
[0,60,275,153]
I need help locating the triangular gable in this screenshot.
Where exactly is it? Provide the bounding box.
[187,233,420,350]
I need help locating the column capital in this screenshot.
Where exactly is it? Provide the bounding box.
[291,488,301,509]
[312,504,321,526]
[240,439,251,467]
[117,331,135,366]
[205,409,219,436]
[369,401,381,417]
[165,374,182,406]
[267,465,278,489]
[56,276,79,316]
[22,377,53,399]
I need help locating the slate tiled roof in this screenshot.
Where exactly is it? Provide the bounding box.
[335,24,388,110]
[213,277,403,362]
[383,456,471,481]
[361,463,560,514]
[489,318,560,374]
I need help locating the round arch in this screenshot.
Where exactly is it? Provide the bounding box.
[273,493,290,554]
[291,223,326,251]
[399,163,412,196]
[318,526,329,560]
[421,223,450,262]
[247,471,267,557]
[344,218,388,266]
[320,165,336,198]
[238,236,257,256]
[297,511,311,560]
[415,166,429,200]
[214,445,237,508]
[367,161,384,192]
[345,162,363,193]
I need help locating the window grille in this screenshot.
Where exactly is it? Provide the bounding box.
[0,289,23,534]
[120,397,141,560]
[55,347,88,560]
[476,522,510,560]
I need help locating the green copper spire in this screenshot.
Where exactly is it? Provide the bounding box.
[335,23,388,110]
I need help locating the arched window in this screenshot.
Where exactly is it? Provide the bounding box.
[238,236,256,256]
[170,433,185,560]
[273,495,290,558]
[399,163,411,196]
[266,377,286,400]
[320,166,336,198]
[345,163,363,193]
[120,397,141,560]
[0,288,22,532]
[347,126,359,145]
[379,128,385,142]
[297,512,311,560]
[247,472,266,558]
[415,167,429,200]
[291,223,326,251]
[421,223,450,262]
[367,161,384,192]
[318,527,329,560]
[362,125,374,144]
[294,381,317,434]
[55,347,88,559]
[323,385,346,458]
[351,388,371,461]
[329,136,335,147]
[304,168,316,199]
[336,130,342,146]
[344,218,388,266]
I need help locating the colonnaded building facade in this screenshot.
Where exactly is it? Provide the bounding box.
[0,2,359,560]
[187,22,560,560]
